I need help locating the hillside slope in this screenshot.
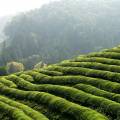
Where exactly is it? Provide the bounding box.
[1,46,120,119]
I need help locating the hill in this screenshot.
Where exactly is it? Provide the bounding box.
[1,0,120,66]
[0,45,120,119]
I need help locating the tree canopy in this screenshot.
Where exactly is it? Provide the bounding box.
[1,0,120,66]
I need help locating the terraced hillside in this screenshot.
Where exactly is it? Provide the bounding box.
[1,46,120,120]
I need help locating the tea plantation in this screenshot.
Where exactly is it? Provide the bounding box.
[1,46,120,120]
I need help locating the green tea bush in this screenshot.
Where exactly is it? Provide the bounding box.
[71,57,120,66]
[46,65,120,83]
[104,47,120,53]
[0,78,17,88]
[1,45,120,120]
[0,95,49,120]
[0,101,32,120]
[4,75,120,119]
[74,84,120,102]
[24,71,48,81]
[0,83,107,120]
[5,75,34,90]
[59,61,120,73]
[35,69,63,76]
[19,74,34,82]
[87,52,120,60]
[34,75,120,93]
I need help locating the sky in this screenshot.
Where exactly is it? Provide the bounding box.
[0,0,58,17]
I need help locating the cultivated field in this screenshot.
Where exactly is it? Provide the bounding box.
[1,46,120,120]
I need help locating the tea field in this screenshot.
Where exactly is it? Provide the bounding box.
[1,46,120,120]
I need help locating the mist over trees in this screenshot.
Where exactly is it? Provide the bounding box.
[0,16,11,52]
[1,0,120,68]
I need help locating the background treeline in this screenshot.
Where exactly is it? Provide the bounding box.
[0,0,120,69]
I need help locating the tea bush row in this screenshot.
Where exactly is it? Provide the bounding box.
[5,75,120,119]
[71,57,120,66]
[0,95,48,120]
[0,78,17,88]
[46,65,120,83]
[59,61,120,73]
[87,52,120,60]
[74,83,120,103]
[0,83,107,120]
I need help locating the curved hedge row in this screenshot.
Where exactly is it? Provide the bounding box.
[59,61,120,73]
[74,84,120,103]
[6,73,120,94]
[5,75,120,103]
[0,78,17,88]
[87,52,120,60]
[34,69,63,76]
[46,65,120,83]
[104,47,120,53]
[0,101,32,120]
[19,74,34,82]
[0,95,48,120]
[71,57,120,66]
[0,83,107,120]
[24,71,48,81]
[5,75,120,119]
[19,71,120,93]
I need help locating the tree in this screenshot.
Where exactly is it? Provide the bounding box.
[7,61,24,74]
[1,0,120,66]
[20,55,41,70]
[34,61,47,70]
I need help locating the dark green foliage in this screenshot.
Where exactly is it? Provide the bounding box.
[0,101,32,120]
[18,99,74,120]
[20,55,42,70]
[0,66,7,76]
[35,69,63,76]
[2,0,120,66]
[0,95,49,120]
